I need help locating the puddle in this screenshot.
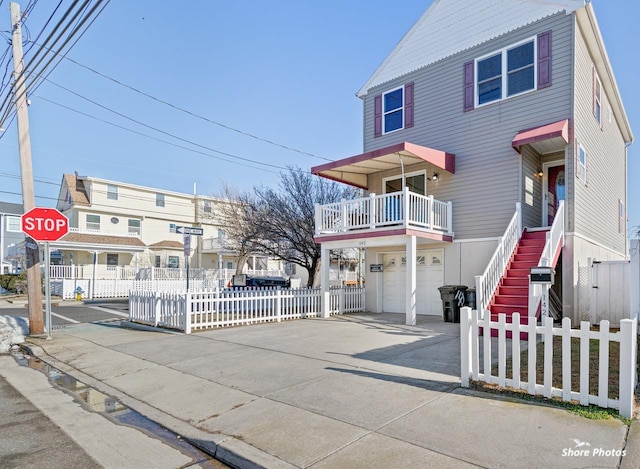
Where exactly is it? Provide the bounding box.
[13,353,227,468]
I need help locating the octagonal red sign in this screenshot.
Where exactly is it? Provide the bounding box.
[21,207,69,242]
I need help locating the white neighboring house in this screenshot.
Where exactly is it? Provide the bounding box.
[51,173,282,279]
[0,202,24,274]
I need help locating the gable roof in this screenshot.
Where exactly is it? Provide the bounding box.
[60,173,90,207]
[357,0,584,97]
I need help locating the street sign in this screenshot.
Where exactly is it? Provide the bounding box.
[176,226,203,236]
[21,207,69,242]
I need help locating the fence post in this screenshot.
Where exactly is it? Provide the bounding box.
[619,319,637,419]
[339,288,345,315]
[184,292,192,334]
[276,289,282,322]
[460,306,472,388]
[154,292,160,327]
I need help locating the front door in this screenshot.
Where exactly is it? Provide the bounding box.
[545,164,565,226]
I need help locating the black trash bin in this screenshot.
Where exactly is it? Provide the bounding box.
[438,285,468,323]
[464,288,476,311]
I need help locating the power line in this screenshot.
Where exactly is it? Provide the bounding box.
[26,43,333,162]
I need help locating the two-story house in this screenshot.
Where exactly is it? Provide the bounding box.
[0,201,24,274]
[52,173,237,276]
[312,0,633,326]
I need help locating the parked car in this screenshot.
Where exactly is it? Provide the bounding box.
[230,274,290,289]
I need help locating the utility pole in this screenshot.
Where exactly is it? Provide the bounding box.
[11,2,44,335]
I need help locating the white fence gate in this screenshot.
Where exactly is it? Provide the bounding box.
[460,307,637,419]
[591,260,630,325]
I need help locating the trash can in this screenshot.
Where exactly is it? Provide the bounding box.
[464,288,476,311]
[438,285,468,323]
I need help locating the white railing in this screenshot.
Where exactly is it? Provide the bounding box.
[48,264,139,280]
[460,307,638,418]
[68,227,141,238]
[315,187,453,236]
[51,278,214,299]
[475,203,522,318]
[528,201,565,318]
[129,286,366,333]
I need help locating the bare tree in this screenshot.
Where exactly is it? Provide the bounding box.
[218,167,359,287]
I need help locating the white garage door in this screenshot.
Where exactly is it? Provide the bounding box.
[382,250,443,316]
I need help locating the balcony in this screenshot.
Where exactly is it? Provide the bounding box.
[315,187,453,241]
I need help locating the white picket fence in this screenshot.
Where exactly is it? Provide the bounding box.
[129,286,366,333]
[460,307,638,418]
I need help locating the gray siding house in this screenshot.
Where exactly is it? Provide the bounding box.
[0,202,24,274]
[312,0,633,325]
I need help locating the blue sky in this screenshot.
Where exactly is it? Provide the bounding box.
[1,1,638,234]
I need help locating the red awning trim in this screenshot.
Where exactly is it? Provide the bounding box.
[311,142,455,189]
[512,119,569,154]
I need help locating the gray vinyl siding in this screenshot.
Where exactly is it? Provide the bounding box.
[520,145,543,229]
[572,21,627,255]
[362,12,574,239]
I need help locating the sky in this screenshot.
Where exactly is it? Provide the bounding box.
[0,0,639,234]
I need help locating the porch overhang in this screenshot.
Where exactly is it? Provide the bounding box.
[311,142,455,189]
[315,228,453,245]
[49,232,147,254]
[512,119,569,155]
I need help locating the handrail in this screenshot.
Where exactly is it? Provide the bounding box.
[475,203,522,318]
[314,188,452,236]
[528,200,565,317]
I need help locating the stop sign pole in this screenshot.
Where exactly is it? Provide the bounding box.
[21,208,69,339]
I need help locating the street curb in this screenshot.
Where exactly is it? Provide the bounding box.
[621,418,640,469]
[20,339,292,469]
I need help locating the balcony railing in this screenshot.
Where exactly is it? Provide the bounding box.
[315,187,452,237]
[68,227,141,237]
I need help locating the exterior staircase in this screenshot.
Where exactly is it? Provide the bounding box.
[487,229,548,337]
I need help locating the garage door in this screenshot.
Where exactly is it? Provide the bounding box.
[382,250,443,316]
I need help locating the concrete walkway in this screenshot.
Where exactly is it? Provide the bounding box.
[5,313,638,468]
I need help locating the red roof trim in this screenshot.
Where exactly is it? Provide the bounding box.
[512,119,569,154]
[314,228,453,244]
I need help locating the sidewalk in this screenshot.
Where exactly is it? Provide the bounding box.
[6,313,639,468]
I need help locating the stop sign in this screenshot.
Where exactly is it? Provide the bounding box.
[21,207,69,242]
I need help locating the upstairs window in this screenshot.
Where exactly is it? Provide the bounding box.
[465,31,550,111]
[107,184,118,200]
[593,68,602,126]
[128,219,141,235]
[6,216,21,232]
[383,87,404,133]
[476,38,536,106]
[374,83,414,137]
[156,193,165,207]
[86,214,100,231]
[203,200,212,213]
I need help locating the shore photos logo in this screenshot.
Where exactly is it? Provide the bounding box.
[562,439,626,458]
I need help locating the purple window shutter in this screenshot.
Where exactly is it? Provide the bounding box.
[463,61,474,112]
[404,82,414,128]
[537,30,552,89]
[374,94,382,137]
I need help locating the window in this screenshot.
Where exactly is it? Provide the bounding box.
[203,200,212,213]
[107,253,118,266]
[226,261,233,269]
[156,193,165,207]
[619,200,625,234]
[383,171,426,195]
[593,69,602,126]
[576,143,587,183]
[86,214,100,231]
[374,83,413,137]
[107,184,118,200]
[476,38,536,106]
[6,216,21,232]
[154,255,161,268]
[168,256,179,268]
[218,229,226,239]
[128,219,141,235]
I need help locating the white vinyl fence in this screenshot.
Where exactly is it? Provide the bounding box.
[51,279,213,299]
[460,307,638,418]
[129,286,365,333]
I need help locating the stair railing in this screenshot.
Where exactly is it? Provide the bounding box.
[475,203,522,319]
[528,200,565,318]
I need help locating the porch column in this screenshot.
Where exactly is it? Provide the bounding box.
[320,246,331,318]
[91,250,98,300]
[406,235,417,326]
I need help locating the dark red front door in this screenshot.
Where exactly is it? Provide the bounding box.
[547,165,565,226]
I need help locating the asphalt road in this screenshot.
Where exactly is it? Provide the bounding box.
[0,302,129,328]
